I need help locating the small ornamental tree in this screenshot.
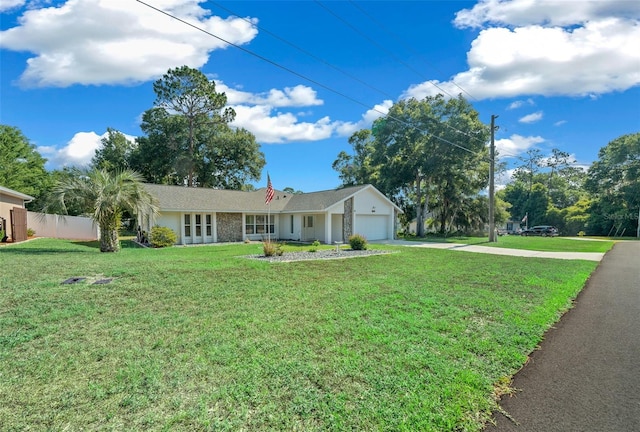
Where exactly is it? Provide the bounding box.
[46,169,158,252]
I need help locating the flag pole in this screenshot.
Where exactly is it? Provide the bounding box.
[265,173,274,243]
[268,201,271,243]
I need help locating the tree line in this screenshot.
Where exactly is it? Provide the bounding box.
[332,96,639,237]
[1,64,638,237]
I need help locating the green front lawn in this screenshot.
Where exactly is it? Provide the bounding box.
[1,238,599,431]
[402,234,615,253]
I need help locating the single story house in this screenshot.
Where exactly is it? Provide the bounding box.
[140,183,402,245]
[0,185,34,242]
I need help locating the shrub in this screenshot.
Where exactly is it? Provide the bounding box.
[27,228,36,237]
[263,241,284,257]
[0,229,5,242]
[150,226,177,248]
[577,231,586,237]
[308,240,321,252]
[349,234,367,250]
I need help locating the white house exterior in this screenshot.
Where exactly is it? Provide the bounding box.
[141,184,402,245]
[0,185,34,242]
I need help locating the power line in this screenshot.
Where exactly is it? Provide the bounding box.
[348,0,478,102]
[210,1,487,150]
[315,0,487,147]
[209,1,396,101]
[314,0,456,100]
[135,0,485,158]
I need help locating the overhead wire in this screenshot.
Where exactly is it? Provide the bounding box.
[347,0,478,102]
[209,1,396,101]
[135,0,489,159]
[317,0,489,148]
[312,0,456,100]
[210,1,494,156]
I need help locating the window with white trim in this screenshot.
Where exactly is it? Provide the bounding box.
[206,214,212,236]
[245,214,274,234]
[184,214,191,237]
[195,214,202,236]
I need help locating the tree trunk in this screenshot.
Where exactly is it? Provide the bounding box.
[100,224,120,252]
[415,176,425,237]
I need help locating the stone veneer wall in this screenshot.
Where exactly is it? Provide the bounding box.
[216,212,243,242]
[343,197,353,241]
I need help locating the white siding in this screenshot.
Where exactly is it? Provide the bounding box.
[156,213,181,244]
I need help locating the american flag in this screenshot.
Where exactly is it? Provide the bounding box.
[265,174,275,205]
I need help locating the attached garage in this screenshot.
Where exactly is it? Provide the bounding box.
[355,214,389,241]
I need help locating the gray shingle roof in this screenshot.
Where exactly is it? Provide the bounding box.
[143,183,372,213]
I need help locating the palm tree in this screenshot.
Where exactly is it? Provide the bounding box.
[48,169,158,252]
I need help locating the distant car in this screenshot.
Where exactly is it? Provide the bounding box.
[521,225,558,237]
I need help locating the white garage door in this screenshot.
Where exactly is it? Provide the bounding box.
[356,215,388,240]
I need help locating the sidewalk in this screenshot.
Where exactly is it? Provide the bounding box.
[484,241,640,431]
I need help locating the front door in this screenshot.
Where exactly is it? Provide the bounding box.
[303,215,315,241]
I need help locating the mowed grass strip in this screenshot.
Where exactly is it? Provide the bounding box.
[1,238,597,431]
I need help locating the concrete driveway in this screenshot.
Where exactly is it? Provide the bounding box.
[375,239,605,261]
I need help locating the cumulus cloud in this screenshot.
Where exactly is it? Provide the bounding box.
[218,80,391,143]
[0,0,25,12]
[216,82,323,107]
[495,134,544,158]
[508,98,534,109]
[335,100,393,137]
[39,130,136,167]
[403,2,640,100]
[453,0,640,28]
[519,111,543,123]
[230,105,337,144]
[0,0,258,87]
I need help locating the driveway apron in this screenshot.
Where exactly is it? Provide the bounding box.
[484,241,640,431]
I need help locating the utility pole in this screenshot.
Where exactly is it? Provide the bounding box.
[488,115,498,242]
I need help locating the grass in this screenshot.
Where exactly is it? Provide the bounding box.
[0,238,600,431]
[401,234,615,253]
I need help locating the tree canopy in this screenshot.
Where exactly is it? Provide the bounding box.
[585,132,640,235]
[0,124,50,203]
[334,95,490,236]
[129,66,265,188]
[45,169,158,252]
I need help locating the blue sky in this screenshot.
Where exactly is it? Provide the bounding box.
[1,0,639,192]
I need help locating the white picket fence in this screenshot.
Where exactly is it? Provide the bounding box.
[27,212,99,240]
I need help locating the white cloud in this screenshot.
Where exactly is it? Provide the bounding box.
[0,0,258,87]
[0,0,25,12]
[495,134,544,158]
[404,4,640,100]
[230,105,337,144]
[216,82,323,107]
[335,100,393,137]
[219,79,391,143]
[507,98,534,109]
[554,120,567,127]
[39,130,136,168]
[519,111,543,123]
[454,0,640,28]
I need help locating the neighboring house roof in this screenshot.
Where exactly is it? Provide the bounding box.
[0,185,35,202]
[143,183,401,213]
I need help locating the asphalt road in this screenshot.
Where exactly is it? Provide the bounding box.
[484,241,640,431]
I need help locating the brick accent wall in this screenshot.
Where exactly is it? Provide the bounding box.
[343,198,353,241]
[217,212,243,242]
